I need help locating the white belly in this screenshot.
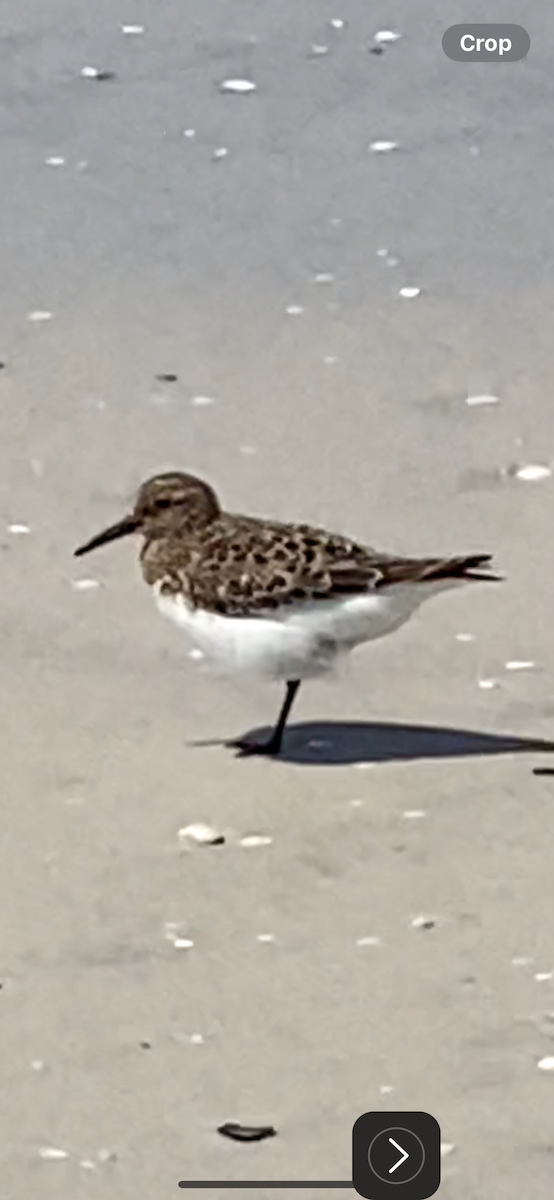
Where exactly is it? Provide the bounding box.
[153,580,457,681]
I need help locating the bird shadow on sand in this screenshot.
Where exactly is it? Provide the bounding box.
[215,721,554,766]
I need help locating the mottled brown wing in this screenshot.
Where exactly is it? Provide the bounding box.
[188,516,383,614]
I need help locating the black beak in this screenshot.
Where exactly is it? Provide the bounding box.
[74,515,139,557]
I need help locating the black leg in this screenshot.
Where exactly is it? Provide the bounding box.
[228,680,301,758]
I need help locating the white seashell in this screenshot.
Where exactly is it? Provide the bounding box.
[178,823,224,846]
[411,915,436,929]
[329,19,346,29]
[314,273,334,283]
[257,933,276,943]
[219,79,256,94]
[80,1159,97,1170]
[466,393,499,407]
[39,1147,69,1160]
[356,936,382,946]
[164,921,194,949]
[8,523,30,534]
[121,25,144,34]
[182,129,196,139]
[370,141,398,153]
[286,304,304,315]
[456,632,475,642]
[478,679,498,690]
[374,30,402,44]
[535,972,554,982]
[190,1032,205,1045]
[538,1056,554,1071]
[28,310,52,321]
[505,660,535,671]
[191,395,215,406]
[173,938,194,949]
[398,287,421,299]
[239,834,273,848]
[440,1143,455,1157]
[323,355,339,364]
[515,464,552,482]
[511,956,533,967]
[45,156,65,166]
[71,578,100,591]
[80,66,102,78]
[310,44,329,56]
[386,257,399,267]
[403,810,426,819]
[379,1085,394,1094]
[212,147,229,160]
[376,248,389,257]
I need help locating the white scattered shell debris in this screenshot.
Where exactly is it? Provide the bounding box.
[386,256,400,267]
[441,1143,455,1157]
[323,355,339,364]
[329,19,346,29]
[219,79,256,93]
[310,44,329,56]
[164,922,194,949]
[380,1085,394,1094]
[356,936,382,946]
[182,128,196,139]
[191,395,216,406]
[257,933,276,943]
[286,304,304,315]
[8,523,30,534]
[121,24,145,34]
[466,393,499,407]
[190,1032,205,1045]
[178,823,224,846]
[538,1056,554,1071]
[188,648,204,660]
[71,578,100,591]
[511,956,533,967]
[514,464,552,482]
[535,972,554,982]
[314,273,334,283]
[28,310,52,321]
[80,1159,97,1170]
[505,660,535,671]
[456,632,475,642]
[376,248,389,257]
[350,799,363,808]
[478,679,499,690]
[370,141,398,153]
[374,30,402,44]
[403,810,426,819]
[31,1059,46,1071]
[45,156,65,166]
[239,834,273,848]
[39,1147,69,1161]
[410,915,436,930]
[398,287,421,299]
[212,147,229,160]
[80,66,103,78]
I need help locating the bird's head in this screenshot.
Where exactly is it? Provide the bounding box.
[73,471,220,557]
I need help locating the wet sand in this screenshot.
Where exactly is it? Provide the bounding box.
[2,2,554,1197]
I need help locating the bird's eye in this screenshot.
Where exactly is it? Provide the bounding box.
[155,498,172,509]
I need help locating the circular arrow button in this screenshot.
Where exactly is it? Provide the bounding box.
[368,1127,426,1185]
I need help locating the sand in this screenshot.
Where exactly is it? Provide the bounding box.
[2,2,554,1197]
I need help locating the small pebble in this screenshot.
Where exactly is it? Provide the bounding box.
[410,916,436,930]
[39,1147,69,1161]
[28,310,52,321]
[356,936,382,947]
[286,305,304,315]
[374,30,402,44]
[156,372,178,382]
[80,66,115,80]
[191,395,216,406]
[370,141,398,153]
[538,1056,554,1071]
[218,1122,276,1143]
[514,464,552,482]
[178,823,225,847]
[398,287,421,299]
[505,660,535,671]
[45,156,65,166]
[8,523,31,535]
[219,79,256,94]
[212,147,229,160]
[239,834,273,848]
[466,393,499,407]
[71,578,100,591]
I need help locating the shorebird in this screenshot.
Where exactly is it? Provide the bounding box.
[74,471,499,757]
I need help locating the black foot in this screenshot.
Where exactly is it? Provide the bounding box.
[226,737,282,759]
